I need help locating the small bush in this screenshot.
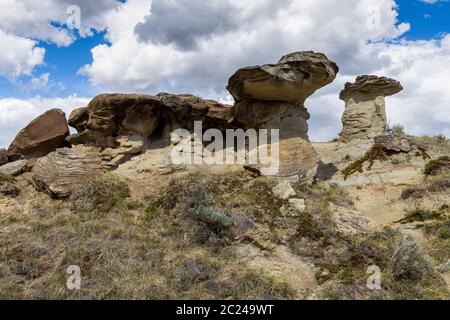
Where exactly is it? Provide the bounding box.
[183,183,232,233]
[397,208,444,224]
[171,256,219,291]
[296,201,336,241]
[391,237,431,281]
[424,156,450,176]
[225,270,297,300]
[390,124,406,136]
[70,175,130,214]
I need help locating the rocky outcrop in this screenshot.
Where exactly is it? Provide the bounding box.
[339,75,403,142]
[7,109,70,158]
[101,136,144,170]
[32,147,102,198]
[67,93,234,148]
[0,159,29,176]
[67,94,162,147]
[228,51,339,178]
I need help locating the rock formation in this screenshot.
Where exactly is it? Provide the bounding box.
[32,147,102,198]
[67,93,234,148]
[0,159,29,176]
[228,51,339,178]
[7,109,70,159]
[339,75,403,142]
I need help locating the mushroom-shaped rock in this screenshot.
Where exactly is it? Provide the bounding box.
[7,109,70,158]
[227,51,339,179]
[339,75,403,142]
[32,147,102,198]
[227,51,339,103]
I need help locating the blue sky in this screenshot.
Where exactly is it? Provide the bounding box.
[397,0,450,39]
[1,0,449,147]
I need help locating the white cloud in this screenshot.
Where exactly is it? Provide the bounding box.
[0,0,121,46]
[0,0,121,80]
[0,95,91,148]
[0,29,45,80]
[80,0,409,94]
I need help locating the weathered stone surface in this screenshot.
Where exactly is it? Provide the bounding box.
[374,133,412,153]
[68,107,89,132]
[0,159,28,176]
[101,136,144,170]
[158,93,234,130]
[234,100,310,128]
[0,148,7,166]
[227,51,338,103]
[315,161,339,182]
[272,181,296,200]
[340,75,403,101]
[227,52,338,179]
[288,198,306,212]
[340,76,403,142]
[32,147,102,198]
[67,93,234,147]
[7,109,69,158]
[67,94,162,147]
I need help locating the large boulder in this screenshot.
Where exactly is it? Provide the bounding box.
[7,109,70,158]
[0,159,28,176]
[227,51,339,179]
[32,147,102,198]
[339,75,403,142]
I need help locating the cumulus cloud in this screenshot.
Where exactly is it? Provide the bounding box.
[0,0,121,46]
[0,29,45,80]
[80,0,408,92]
[0,95,91,148]
[0,0,121,80]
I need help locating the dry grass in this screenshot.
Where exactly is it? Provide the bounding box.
[1,171,448,300]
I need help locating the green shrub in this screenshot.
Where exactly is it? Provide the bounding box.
[391,237,431,281]
[397,208,444,224]
[391,123,405,135]
[183,183,232,232]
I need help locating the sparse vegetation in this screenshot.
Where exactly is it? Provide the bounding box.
[397,208,445,224]
[341,144,388,180]
[424,156,450,176]
[390,123,406,136]
[70,174,131,214]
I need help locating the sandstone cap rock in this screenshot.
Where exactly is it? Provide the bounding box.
[227,51,338,103]
[340,75,403,101]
